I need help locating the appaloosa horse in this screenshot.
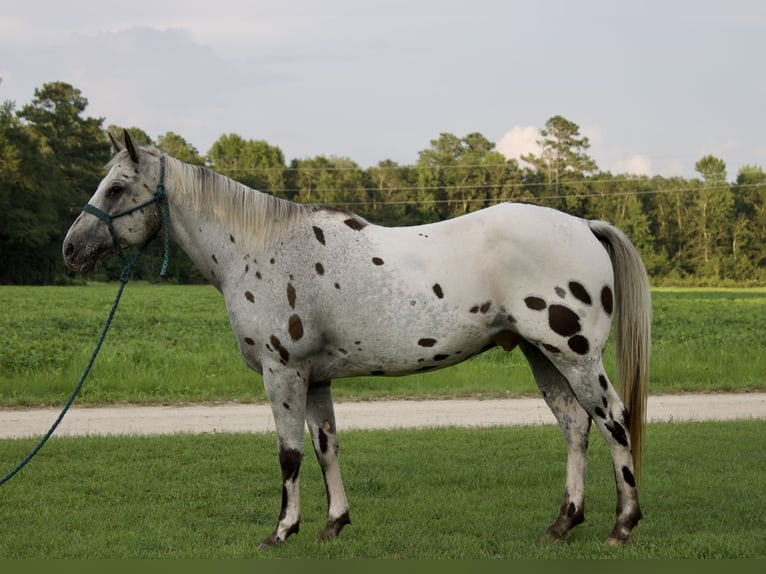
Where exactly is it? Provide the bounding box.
[63,131,651,548]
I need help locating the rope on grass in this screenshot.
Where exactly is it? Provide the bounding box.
[0,158,169,486]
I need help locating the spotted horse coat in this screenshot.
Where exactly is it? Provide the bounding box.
[63,131,651,549]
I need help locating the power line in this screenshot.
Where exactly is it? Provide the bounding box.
[262,181,764,201]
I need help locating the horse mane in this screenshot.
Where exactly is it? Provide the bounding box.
[131,147,310,251]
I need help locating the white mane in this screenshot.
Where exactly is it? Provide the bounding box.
[157,151,310,250]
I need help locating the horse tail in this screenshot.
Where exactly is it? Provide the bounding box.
[588,220,651,484]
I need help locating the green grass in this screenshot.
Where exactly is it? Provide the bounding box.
[0,420,763,558]
[0,285,764,406]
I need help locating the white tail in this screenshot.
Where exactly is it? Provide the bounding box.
[589,220,652,483]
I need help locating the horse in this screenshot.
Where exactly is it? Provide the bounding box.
[63,130,651,549]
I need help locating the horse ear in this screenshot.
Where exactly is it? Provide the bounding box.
[123,129,140,163]
[108,131,123,154]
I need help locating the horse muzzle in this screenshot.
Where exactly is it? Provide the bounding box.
[62,222,113,274]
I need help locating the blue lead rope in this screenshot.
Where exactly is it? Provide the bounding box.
[0,157,170,487]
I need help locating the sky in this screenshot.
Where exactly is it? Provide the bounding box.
[1,0,765,178]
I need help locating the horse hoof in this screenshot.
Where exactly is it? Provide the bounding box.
[317,512,351,541]
[538,531,565,546]
[606,536,625,547]
[258,535,280,551]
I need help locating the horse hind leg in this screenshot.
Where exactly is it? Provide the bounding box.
[305,380,351,540]
[551,357,643,545]
[519,341,591,542]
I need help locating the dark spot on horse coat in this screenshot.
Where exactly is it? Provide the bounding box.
[525,296,547,310]
[507,314,517,323]
[542,343,561,354]
[548,304,581,337]
[244,337,255,345]
[434,354,449,361]
[288,314,304,341]
[469,305,480,314]
[480,301,491,314]
[432,284,444,299]
[555,286,567,298]
[594,407,606,419]
[256,271,262,279]
[230,234,236,243]
[245,264,249,274]
[283,402,290,410]
[567,502,577,517]
[334,283,341,290]
[622,466,636,487]
[287,283,297,309]
[599,374,608,390]
[338,348,348,355]
[211,254,218,264]
[312,226,326,245]
[270,258,276,264]
[601,286,614,315]
[418,338,437,347]
[270,335,290,363]
[372,257,384,266]
[279,447,302,483]
[315,263,325,275]
[568,335,590,355]
[318,428,329,454]
[343,217,367,231]
[606,421,628,447]
[371,370,386,375]
[245,291,255,303]
[568,281,592,305]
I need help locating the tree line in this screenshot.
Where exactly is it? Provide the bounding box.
[1,82,764,285]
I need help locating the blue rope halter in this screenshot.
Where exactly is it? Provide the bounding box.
[82,155,170,280]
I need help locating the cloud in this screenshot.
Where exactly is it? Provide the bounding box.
[614,154,653,176]
[496,126,540,165]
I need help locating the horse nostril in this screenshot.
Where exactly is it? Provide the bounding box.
[64,243,75,257]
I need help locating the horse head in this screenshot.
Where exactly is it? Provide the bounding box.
[63,130,166,273]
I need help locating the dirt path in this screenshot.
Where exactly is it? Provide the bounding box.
[0,393,764,439]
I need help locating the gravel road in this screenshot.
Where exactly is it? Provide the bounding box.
[0,393,764,439]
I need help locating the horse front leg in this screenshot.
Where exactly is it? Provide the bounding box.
[259,368,309,550]
[306,380,351,540]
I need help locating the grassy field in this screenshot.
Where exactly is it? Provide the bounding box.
[0,285,764,406]
[0,420,763,558]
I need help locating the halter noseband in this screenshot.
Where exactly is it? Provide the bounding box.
[82,155,170,279]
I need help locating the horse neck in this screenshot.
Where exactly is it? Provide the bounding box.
[163,157,304,280]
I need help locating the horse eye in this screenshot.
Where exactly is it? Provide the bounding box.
[108,184,124,197]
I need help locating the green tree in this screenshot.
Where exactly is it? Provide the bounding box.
[290,156,368,212]
[0,101,62,283]
[521,115,597,212]
[366,160,420,225]
[691,155,734,278]
[207,133,286,194]
[415,132,521,221]
[732,165,766,279]
[6,83,110,283]
[587,174,664,276]
[107,125,153,147]
[157,131,204,165]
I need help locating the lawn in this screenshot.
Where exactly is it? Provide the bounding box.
[0,285,764,406]
[0,420,763,558]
